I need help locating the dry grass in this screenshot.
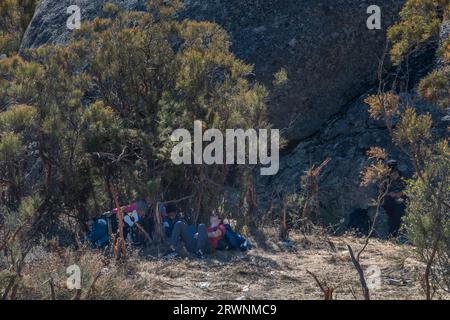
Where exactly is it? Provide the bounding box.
[135,229,449,300]
[2,248,146,300]
[4,229,449,300]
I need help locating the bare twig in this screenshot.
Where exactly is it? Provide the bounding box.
[357,177,391,261]
[85,270,103,300]
[306,269,335,300]
[347,244,370,300]
[163,195,194,204]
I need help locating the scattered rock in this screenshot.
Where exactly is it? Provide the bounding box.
[387,278,404,286]
[196,282,210,289]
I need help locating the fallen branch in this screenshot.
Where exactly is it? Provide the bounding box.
[163,194,194,204]
[135,222,153,244]
[347,244,370,300]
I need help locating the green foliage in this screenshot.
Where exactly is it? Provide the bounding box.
[18,194,40,218]
[403,140,450,293]
[273,68,288,87]
[387,0,449,65]
[418,66,450,109]
[0,131,22,162]
[0,2,270,298]
[0,0,37,55]
[364,0,450,297]
[283,192,306,230]
[0,104,37,131]
[393,107,433,147]
[0,2,269,227]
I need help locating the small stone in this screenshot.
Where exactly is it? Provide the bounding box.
[253,26,266,33]
[288,37,297,47]
[387,278,403,286]
[441,115,450,122]
[196,282,210,289]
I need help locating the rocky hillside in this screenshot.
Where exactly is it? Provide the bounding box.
[22,0,405,141]
[259,21,449,232]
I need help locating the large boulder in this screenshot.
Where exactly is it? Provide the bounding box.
[21,0,405,140]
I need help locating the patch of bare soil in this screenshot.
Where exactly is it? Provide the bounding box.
[132,229,449,300]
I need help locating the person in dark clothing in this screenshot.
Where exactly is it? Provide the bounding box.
[382,160,407,237]
[87,213,130,249]
[162,203,182,238]
[87,218,110,249]
[164,214,226,259]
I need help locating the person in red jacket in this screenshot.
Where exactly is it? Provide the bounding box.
[165,214,226,259]
[201,215,226,251]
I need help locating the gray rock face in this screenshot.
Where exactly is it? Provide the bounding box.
[258,94,404,227]
[183,0,405,141]
[21,0,148,49]
[21,0,405,140]
[257,18,448,231]
[258,90,447,235]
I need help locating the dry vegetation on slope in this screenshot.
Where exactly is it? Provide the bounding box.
[14,229,448,300]
[136,231,446,300]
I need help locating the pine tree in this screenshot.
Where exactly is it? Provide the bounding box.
[0,1,270,230]
[0,0,37,55]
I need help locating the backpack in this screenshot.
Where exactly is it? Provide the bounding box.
[217,224,250,251]
[89,218,110,249]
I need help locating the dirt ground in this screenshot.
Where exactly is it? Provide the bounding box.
[130,229,449,300]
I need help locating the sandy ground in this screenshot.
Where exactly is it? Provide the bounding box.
[129,229,449,300]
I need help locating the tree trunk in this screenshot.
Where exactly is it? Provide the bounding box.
[348,244,370,300]
[424,238,439,300]
[111,184,126,260]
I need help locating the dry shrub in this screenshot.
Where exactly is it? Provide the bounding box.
[3,246,146,300]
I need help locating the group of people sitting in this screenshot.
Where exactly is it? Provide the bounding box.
[87,200,249,259]
[164,213,227,259]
